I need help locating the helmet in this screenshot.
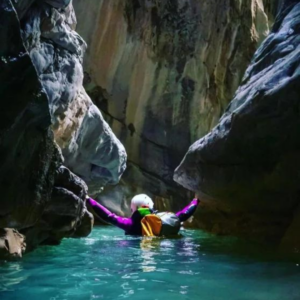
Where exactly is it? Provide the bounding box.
[131,194,154,212]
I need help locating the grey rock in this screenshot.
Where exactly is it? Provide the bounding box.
[72,209,94,237]
[21,1,127,193]
[23,183,91,250]
[62,102,127,190]
[55,165,88,199]
[0,0,94,256]
[0,228,26,260]
[0,0,59,230]
[46,187,84,217]
[174,1,300,246]
[22,163,93,250]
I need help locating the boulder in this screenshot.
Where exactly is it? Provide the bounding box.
[0,0,122,256]
[55,165,88,200]
[0,229,26,260]
[22,165,93,250]
[174,1,300,246]
[72,209,94,237]
[21,0,127,194]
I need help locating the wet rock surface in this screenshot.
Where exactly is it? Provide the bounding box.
[73,0,270,210]
[21,0,127,192]
[2,0,298,252]
[175,1,300,247]
[0,229,26,260]
[0,0,59,233]
[0,0,125,256]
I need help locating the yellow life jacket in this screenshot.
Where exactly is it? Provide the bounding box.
[141,214,162,236]
[138,207,181,237]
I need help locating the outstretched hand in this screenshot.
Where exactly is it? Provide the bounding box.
[194,198,200,204]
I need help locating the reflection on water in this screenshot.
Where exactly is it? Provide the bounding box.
[0,262,28,291]
[0,227,300,300]
[140,238,158,272]
[139,236,200,273]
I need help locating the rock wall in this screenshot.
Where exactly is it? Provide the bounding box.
[0,0,126,258]
[72,0,270,213]
[174,0,300,248]
[0,0,87,255]
[20,0,127,194]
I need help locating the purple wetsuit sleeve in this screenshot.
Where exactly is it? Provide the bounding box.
[87,198,133,232]
[176,199,200,222]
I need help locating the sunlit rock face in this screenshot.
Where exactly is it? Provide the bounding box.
[0,0,92,251]
[175,1,300,247]
[21,0,127,193]
[0,0,127,254]
[72,0,270,210]
[0,229,26,260]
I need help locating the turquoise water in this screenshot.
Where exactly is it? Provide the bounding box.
[1,227,300,300]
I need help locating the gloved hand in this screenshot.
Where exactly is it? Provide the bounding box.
[193,197,200,204]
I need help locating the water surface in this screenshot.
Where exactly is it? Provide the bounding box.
[0,227,300,300]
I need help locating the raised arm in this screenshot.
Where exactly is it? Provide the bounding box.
[87,198,133,232]
[176,198,200,222]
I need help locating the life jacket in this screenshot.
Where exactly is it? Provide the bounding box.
[138,207,181,237]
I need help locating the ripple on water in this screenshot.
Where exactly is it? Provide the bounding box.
[0,227,300,300]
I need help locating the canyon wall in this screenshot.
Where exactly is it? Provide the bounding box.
[73,0,270,214]
[0,0,126,259]
[21,0,127,194]
[175,0,300,248]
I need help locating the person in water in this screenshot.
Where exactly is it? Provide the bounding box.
[86,194,200,236]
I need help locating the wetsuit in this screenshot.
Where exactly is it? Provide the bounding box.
[87,198,199,236]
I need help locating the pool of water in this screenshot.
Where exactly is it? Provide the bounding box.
[0,227,300,300]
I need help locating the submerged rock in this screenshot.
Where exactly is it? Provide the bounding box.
[174,1,300,247]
